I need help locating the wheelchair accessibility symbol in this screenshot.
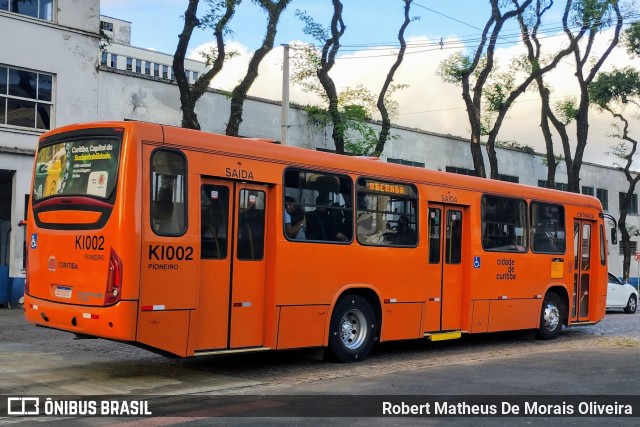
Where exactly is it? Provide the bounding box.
[473,256,481,269]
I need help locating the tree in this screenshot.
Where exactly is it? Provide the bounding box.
[438,0,533,179]
[554,0,623,192]
[372,0,414,157]
[294,0,348,153]
[225,0,292,136]
[589,21,640,280]
[173,0,240,130]
[294,1,412,155]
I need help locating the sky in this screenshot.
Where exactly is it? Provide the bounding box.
[99,0,639,167]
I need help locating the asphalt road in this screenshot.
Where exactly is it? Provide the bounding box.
[0,307,639,426]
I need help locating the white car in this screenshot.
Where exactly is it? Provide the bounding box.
[607,273,638,314]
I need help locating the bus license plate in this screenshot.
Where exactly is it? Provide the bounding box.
[54,286,72,299]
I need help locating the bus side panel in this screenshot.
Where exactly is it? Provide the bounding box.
[380,302,422,341]
[24,296,138,341]
[140,144,199,311]
[470,300,489,333]
[276,305,328,349]
[487,299,539,332]
[137,310,190,357]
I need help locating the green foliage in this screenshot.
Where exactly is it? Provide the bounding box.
[540,154,565,167]
[305,104,379,156]
[589,67,640,110]
[625,21,640,56]
[571,0,615,31]
[555,98,579,124]
[99,29,111,52]
[437,52,474,84]
[495,140,535,154]
[607,141,630,161]
[294,9,329,42]
[484,72,515,112]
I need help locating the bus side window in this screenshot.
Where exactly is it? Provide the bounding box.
[283,169,353,243]
[237,190,265,260]
[531,202,565,254]
[481,195,527,252]
[355,178,418,247]
[201,185,229,259]
[151,150,186,236]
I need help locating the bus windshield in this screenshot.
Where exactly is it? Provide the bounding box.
[33,137,121,201]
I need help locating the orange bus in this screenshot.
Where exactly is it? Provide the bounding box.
[24,121,614,362]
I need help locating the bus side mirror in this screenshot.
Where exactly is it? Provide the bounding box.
[611,228,618,245]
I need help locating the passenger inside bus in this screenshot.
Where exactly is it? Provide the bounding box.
[386,215,417,245]
[153,180,180,234]
[284,196,306,239]
[328,202,349,242]
[237,191,265,260]
[533,227,558,253]
[305,194,330,241]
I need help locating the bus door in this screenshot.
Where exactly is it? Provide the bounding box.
[424,203,464,332]
[572,219,594,322]
[196,179,267,351]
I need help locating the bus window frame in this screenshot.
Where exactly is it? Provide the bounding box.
[480,194,528,253]
[282,167,354,244]
[150,148,188,237]
[355,177,418,248]
[530,200,567,255]
[33,128,124,206]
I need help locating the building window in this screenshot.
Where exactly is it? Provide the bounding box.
[597,188,609,211]
[126,57,133,71]
[154,63,160,77]
[619,241,637,255]
[100,21,114,32]
[446,166,476,176]
[538,180,568,191]
[0,65,53,130]
[101,51,108,66]
[110,54,117,69]
[1,0,53,21]
[388,158,425,168]
[145,62,151,75]
[135,59,142,74]
[619,192,638,215]
[162,65,168,79]
[582,186,594,196]
[192,71,199,81]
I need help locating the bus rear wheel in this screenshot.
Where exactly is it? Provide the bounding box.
[536,292,564,340]
[328,295,376,363]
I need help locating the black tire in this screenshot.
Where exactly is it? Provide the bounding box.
[535,292,564,340]
[624,295,637,314]
[328,295,376,363]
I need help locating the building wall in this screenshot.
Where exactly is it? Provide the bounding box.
[1,1,638,280]
[0,1,100,277]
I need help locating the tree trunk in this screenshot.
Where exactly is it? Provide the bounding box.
[372,0,411,157]
[225,0,291,136]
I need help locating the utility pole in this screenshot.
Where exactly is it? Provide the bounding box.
[281,44,290,146]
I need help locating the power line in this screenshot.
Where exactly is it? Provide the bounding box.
[398,93,583,116]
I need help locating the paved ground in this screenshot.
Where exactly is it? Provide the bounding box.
[0,306,639,426]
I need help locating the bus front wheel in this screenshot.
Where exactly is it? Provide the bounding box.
[536,292,564,340]
[328,295,376,363]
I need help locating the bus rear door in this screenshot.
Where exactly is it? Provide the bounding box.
[572,219,595,322]
[424,203,465,332]
[196,179,268,352]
